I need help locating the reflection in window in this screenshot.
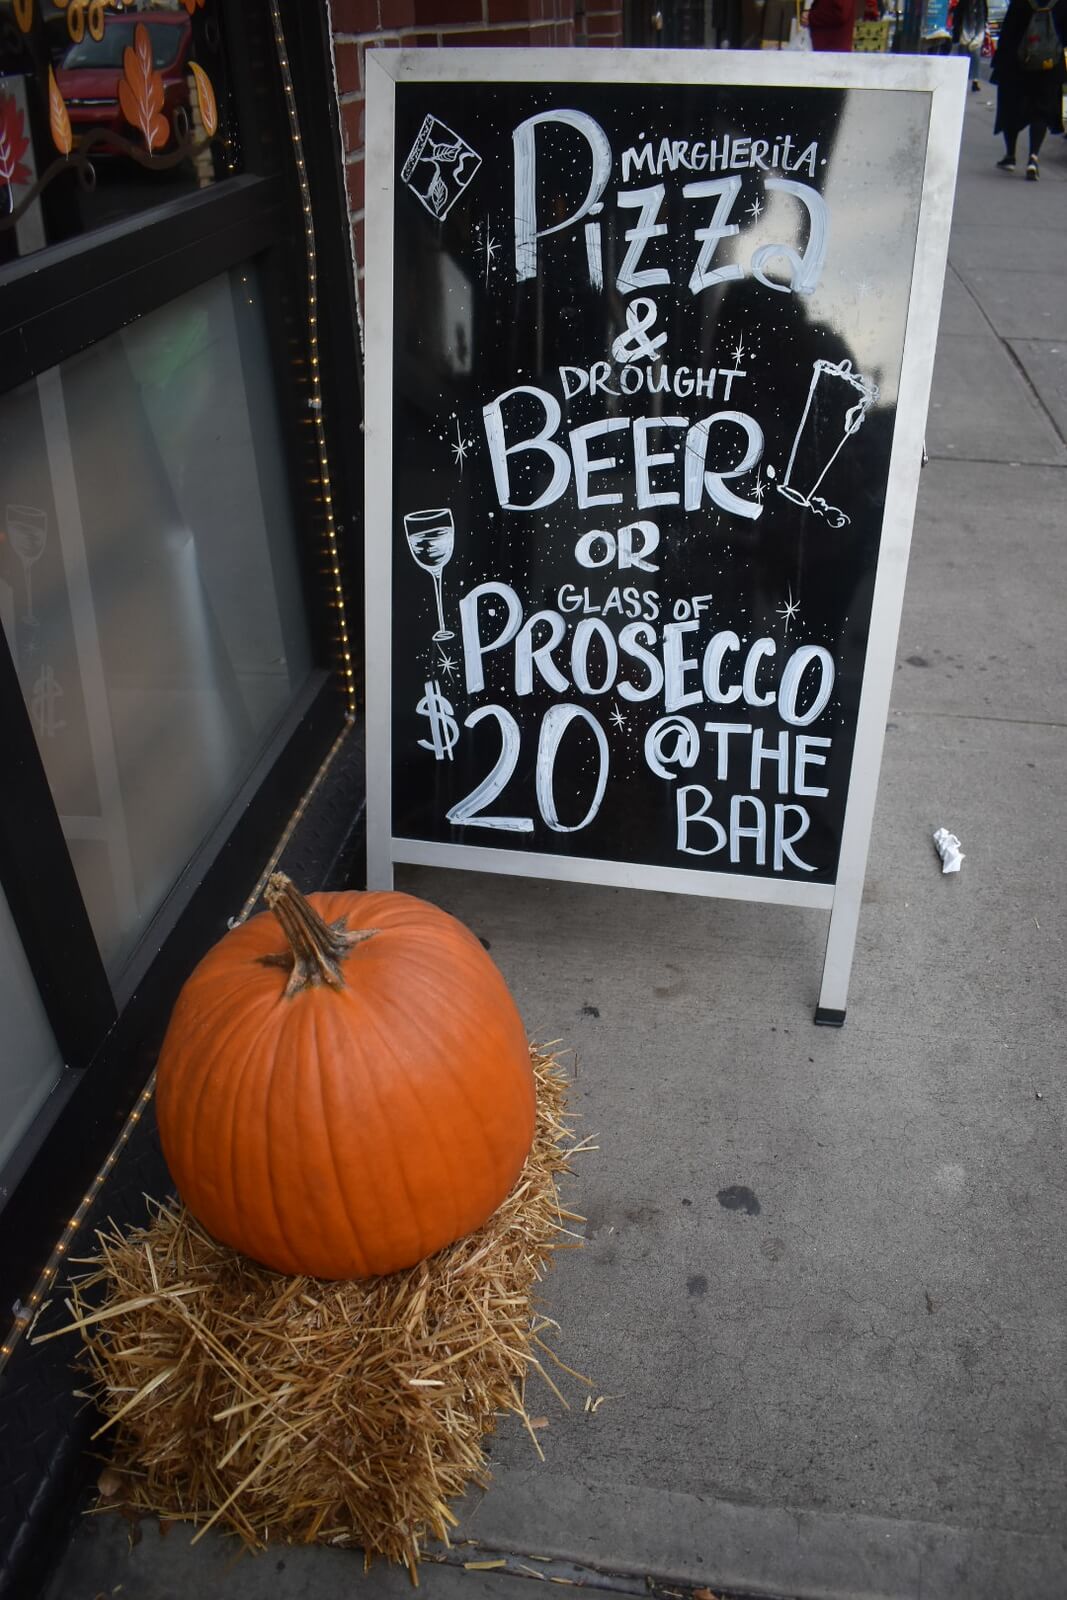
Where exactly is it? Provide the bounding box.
[62,20,185,71]
[0,1,235,266]
[0,881,63,1176]
[0,267,313,979]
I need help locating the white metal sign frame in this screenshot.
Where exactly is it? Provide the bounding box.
[364,47,966,1024]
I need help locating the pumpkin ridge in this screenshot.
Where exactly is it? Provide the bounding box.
[225,992,308,1271]
[264,996,355,1273]
[307,1002,373,1279]
[404,945,530,1191]
[161,987,271,1208]
[393,979,499,1240]
[377,995,468,1256]
[342,992,447,1269]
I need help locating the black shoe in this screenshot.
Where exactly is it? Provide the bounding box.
[971,79,980,91]
[1026,157,1039,180]
[996,156,1016,170]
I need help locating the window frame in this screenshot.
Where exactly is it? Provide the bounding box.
[0,0,364,1319]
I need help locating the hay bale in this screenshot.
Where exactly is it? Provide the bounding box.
[47,1048,589,1577]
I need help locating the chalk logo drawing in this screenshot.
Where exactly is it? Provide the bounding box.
[416,678,459,761]
[405,507,456,643]
[6,504,47,625]
[401,115,482,220]
[777,359,879,529]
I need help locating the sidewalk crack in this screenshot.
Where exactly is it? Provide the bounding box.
[946,262,1067,449]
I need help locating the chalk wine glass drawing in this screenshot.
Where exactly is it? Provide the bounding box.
[6,504,48,626]
[777,359,879,530]
[401,114,482,221]
[405,507,456,643]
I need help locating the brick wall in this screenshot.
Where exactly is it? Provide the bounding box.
[328,0,624,309]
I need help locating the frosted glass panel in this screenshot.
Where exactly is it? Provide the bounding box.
[0,268,313,978]
[0,882,63,1175]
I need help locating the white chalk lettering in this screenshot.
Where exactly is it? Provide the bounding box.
[514,110,612,285]
[616,185,670,292]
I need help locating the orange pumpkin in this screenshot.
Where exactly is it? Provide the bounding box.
[155,875,535,1279]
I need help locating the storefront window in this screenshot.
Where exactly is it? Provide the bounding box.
[0,266,313,979]
[0,880,63,1176]
[0,1,235,267]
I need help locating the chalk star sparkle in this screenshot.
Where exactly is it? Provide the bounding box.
[609,704,628,731]
[450,415,473,471]
[776,587,801,637]
[477,219,500,285]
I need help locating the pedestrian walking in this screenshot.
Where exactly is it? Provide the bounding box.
[952,0,989,90]
[991,0,1067,179]
[801,0,855,50]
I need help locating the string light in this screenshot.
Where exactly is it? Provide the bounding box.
[268,0,355,717]
[0,2,360,1385]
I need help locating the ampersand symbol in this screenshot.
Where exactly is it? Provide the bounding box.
[611,297,668,364]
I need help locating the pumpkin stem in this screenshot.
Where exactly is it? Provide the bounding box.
[263,873,378,997]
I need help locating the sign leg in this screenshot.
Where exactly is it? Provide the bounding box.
[815,882,863,1026]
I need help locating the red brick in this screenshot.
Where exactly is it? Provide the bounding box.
[331,0,379,32]
[340,94,365,153]
[345,159,365,214]
[353,217,366,269]
[414,0,483,21]
[333,39,361,93]
[487,0,541,20]
[410,29,442,42]
[379,0,416,24]
[555,17,574,38]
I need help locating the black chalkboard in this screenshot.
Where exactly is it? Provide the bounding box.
[366,52,964,1007]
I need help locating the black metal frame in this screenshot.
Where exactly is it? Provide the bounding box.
[0,0,365,1343]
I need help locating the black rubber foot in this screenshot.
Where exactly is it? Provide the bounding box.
[814,1006,846,1028]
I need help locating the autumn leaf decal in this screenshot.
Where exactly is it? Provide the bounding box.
[181,0,206,12]
[48,68,73,157]
[189,62,218,139]
[118,22,169,152]
[14,0,33,35]
[0,93,31,214]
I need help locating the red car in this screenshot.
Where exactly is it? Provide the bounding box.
[55,11,192,148]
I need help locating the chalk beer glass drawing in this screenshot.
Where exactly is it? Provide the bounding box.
[777,359,879,529]
[404,507,455,642]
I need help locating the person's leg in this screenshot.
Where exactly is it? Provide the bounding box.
[1027,122,1046,178]
[997,130,1018,168]
[969,41,982,85]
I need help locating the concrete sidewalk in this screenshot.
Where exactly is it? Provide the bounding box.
[44,94,1067,1600]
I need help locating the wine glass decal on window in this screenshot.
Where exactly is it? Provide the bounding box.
[777,359,879,530]
[405,508,455,643]
[6,505,47,626]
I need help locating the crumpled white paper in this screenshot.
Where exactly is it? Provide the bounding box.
[933,827,964,874]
